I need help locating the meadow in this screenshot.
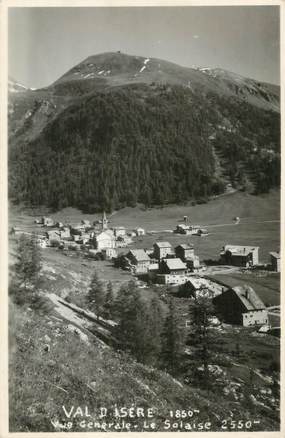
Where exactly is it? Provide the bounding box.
[10,190,280,264]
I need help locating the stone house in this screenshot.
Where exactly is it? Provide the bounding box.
[159,258,187,275]
[153,241,173,260]
[213,285,268,326]
[126,249,151,274]
[220,245,259,267]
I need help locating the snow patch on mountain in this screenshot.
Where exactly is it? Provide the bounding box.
[9,79,28,93]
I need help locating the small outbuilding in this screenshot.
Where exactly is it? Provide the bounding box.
[269,252,280,272]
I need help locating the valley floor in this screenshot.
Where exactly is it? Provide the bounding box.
[8,190,280,432]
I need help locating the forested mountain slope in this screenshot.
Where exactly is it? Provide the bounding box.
[9,53,280,212]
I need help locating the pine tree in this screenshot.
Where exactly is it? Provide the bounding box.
[103,281,115,320]
[146,296,164,365]
[14,233,41,290]
[161,299,184,374]
[114,281,138,348]
[187,296,217,389]
[87,271,105,320]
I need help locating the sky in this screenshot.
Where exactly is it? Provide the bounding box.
[8,6,280,89]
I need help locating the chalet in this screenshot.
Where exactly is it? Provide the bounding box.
[70,227,83,236]
[148,263,159,279]
[72,234,81,242]
[180,277,214,298]
[175,224,191,234]
[102,247,118,260]
[113,227,126,238]
[73,223,86,231]
[159,258,187,275]
[135,227,145,236]
[175,244,200,270]
[77,233,91,244]
[270,252,280,272]
[153,241,173,260]
[59,227,71,240]
[128,231,136,237]
[156,273,189,285]
[220,245,259,267]
[42,217,54,227]
[126,249,151,274]
[175,244,194,261]
[213,285,268,326]
[46,230,61,241]
[81,219,91,228]
[93,230,116,251]
[116,235,133,247]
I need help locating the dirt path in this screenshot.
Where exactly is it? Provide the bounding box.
[46,292,118,346]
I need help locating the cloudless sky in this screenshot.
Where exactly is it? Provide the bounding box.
[8,6,280,88]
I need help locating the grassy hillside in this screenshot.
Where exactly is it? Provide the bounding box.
[9,292,279,432]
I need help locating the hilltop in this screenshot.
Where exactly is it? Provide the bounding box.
[53,52,279,112]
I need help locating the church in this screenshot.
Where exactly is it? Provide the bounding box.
[93,212,116,251]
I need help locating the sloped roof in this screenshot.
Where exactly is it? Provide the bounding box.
[177,224,189,229]
[270,252,280,259]
[155,241,172,248]
[222,245,259,256]
[96,231,115,240]
[176,244,193,250]
[186,277,209,289]
[232,285,265,311]
[164,258,187,270]
[129,249,150,262]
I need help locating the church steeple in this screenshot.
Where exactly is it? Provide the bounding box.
[102,211,108,230]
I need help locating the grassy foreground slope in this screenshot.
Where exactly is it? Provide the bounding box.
[9,298,279,432]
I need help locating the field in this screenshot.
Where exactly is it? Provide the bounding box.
[10,190,280,264]
[208,272,280,307]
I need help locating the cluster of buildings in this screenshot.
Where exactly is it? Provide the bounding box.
[174,216,208,236]
[219,245,280,272]
[175,223,208,236]
[16,211,279,329]
[118,241,201,285]
[35,213,145,259]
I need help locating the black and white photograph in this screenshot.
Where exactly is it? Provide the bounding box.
[2,1,283,435]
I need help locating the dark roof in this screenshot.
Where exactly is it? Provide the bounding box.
[176,244,193,250]
[232,285,265,311]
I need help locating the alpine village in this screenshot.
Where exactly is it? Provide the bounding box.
[8,52,280,432]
